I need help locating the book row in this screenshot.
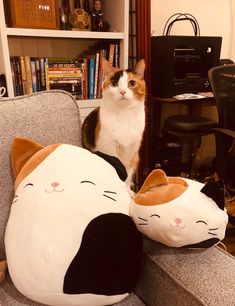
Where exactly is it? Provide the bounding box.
[10,43,119,100]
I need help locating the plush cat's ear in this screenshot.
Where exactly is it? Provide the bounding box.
[101,58,116,79]
[95,151,127,181]
[200,181,225,210]
[138,169,168,194]
[11,137,43,178]
[133,59,145,79]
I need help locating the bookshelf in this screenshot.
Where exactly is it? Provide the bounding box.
[0,0,129,116]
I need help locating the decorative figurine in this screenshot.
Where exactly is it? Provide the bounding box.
[91,0,109,31]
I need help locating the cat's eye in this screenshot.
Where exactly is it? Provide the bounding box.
[111,79,118,87]
[128,80,136,88]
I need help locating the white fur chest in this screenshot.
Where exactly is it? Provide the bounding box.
[98,102,145,148]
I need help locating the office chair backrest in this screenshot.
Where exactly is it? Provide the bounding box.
[208,64,235,130]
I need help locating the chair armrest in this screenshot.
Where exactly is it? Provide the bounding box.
[213,127,235,138]
[135,239,235,306]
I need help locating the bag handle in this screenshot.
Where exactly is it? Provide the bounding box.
[163,13,200,36]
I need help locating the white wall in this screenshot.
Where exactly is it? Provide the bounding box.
[151,0,233,60]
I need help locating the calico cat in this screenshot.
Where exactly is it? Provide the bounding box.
[82,58,146,187]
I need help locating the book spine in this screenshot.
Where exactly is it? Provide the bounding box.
[10,58,16,96]
[97,49,107,99]
[88,57,95,99]
[24,55,33,94]
[114,43,120,68]
[109,43,115,66]
[30,59,37,93]
[15,57,24,95]
[94,52,100,99]
[82,58,88,99]
[35,58,41,92]
[19,56,27,94]
[44,58,50,91]
[39,58,46,91]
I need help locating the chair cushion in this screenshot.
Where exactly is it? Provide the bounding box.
[0,274,145,306]
[165,115,217,133]
[0,90,82,258]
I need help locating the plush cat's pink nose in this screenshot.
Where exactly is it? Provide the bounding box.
[51,182,59,188]
[175,218,182,225]
[120,90,126,96]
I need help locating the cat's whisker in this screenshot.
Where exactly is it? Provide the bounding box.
[209,227,219,231]
[103,194,116,201]
[138,223,148,226]
[208,232,218,236]
[138,216,148,221]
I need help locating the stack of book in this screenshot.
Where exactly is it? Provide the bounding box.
[10,42,120,99]
[47,58,83,99]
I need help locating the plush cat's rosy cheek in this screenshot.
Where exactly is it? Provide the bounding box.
[45,182,64,193]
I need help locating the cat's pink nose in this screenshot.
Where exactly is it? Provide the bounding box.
[120,90,126,96]
[175,218,182,225]
[51,182,59,188]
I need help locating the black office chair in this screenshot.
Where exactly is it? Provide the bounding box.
[164,113,217,177]
[208,64,235,224]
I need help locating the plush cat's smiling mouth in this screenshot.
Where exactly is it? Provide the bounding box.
[169,223,186,229]
[169,218,185,229]
[45,182,64,193]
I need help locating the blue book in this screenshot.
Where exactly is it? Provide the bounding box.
[88,57,95,99]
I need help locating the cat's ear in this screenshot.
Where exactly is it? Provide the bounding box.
[11,137,43,178]
[95,151,127,181]
[200,182,225,210]
[101,58,115,79]
[133,59,145,79]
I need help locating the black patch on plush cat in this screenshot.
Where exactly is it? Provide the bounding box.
[82,107,100,150]
[200,182,224,210]
[182,238,220,249]
[63,213,143,295]
[95,151,127,181]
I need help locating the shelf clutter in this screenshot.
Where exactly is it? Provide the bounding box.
[4,0,109,32]
[10,41,120,99]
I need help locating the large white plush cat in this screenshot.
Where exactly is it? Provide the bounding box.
[5,137,143,306]
[130,169,228,248]
[82,59,146,187]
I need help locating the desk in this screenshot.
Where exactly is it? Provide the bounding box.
[147,94,216,173]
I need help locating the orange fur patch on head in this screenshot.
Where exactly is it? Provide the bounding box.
[134,169,188,206]
[14,144,60,190]
[127,72,146,100]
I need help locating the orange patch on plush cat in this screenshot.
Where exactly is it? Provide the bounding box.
[12,137,60,189]
[134,169,188,206]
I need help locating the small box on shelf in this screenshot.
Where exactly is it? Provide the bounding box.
[5,0,59,29]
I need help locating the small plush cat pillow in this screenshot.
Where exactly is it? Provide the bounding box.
[130,169,228,248]
[5,137,142,306]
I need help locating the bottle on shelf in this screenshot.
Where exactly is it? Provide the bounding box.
[74,0,81,9]
[60,0,71,30]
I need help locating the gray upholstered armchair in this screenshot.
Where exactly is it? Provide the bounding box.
[0,90,234,306]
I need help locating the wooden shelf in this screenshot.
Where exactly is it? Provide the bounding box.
[5,27,125,40]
